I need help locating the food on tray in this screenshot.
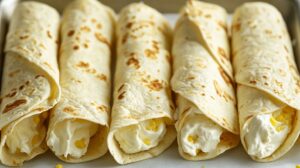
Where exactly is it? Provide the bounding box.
[232,2,300,162]
[171,0,239,160]
[46,0,115,163]
[107,2,176,164]
[0,2,60,166]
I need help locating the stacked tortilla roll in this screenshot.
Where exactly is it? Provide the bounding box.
[0,2,60,166]
[107,3,176,164]
[46,0,115,163]
[171,0,239,160]
[232,2,300,162]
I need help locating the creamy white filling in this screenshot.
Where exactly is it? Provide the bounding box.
[180,114,223,156]
[6,113,47,154]
[115,119,166,154]
[47,119,98,158]
[244,113,290,159]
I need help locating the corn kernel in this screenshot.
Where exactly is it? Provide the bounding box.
[276,125,286,132]
[270,116,277,126]
[75,138,86,149]
[143,138,151,145]
[296,165,300,168]
[188,135,198,144]
[146,120,160,132]
[56,164,63,168]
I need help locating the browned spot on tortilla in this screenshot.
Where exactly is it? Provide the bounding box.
[264,82,269,86]
[147,80,163,91]
[218,21,226,30]
[68,30,75,37]
[118,91,126,100]
[71,78,82,83]
[284,45,289,53]
[218,47,228,59]
[187,76,195,80]
[262,75,268,79]
[44,62,53,70]
[76,61,89,68]
[232,23,241,31]
[213,80,222,96]
[223,92,234,102]
[35,75,43,79]
[145,49,157,59]
[127,57,140,69]
[95,33,110,46]
[183,107,191,114]
[91,18,97,23]
[249,80,257,84]
[19,35,29,40]
[201,93,205,96]
[80,26,91,32]
[25,81,30,85]
[83,43,89,48]
[47,31,52,39]
[122,33,128,44]
[19,85,25,90]
[73,45,79,50]
[32,107,45,112]
[204,14,211,18]
[118,84,125,92]
[97,105,108,112]
[63,107,75,113]
[126,22,133,28]
[96,23,102,29]
[5,91,17,98]
[265,29,272,35]
[8,70,20,77]
[3,99,27,113]
[219,67,231,84]
[96,74,107,81]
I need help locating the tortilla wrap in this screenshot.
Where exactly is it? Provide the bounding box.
[46,0,115,163]
[232,2,300,162]
[171,0,239,160]
[0,2,60,166]
[107,3,176,164]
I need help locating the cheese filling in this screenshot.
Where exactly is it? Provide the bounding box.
[47,119,98,158]
[244,106,294,159]
[180,114,223,156]
[115,118,166,154]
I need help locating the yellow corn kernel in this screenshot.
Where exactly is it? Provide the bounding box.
[32,134,40,145]
[75,138,86,149]
[270,116,277,127]
[33,116,40,124]
[187,135,198,144]
[276,125,286,132]
[143,138,151,145]
[296,165,300,168]
[146,120,160,132]
[56,164,63,168]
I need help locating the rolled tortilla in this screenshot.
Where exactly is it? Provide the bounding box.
[232,2,300,162]
[107,3,176,164]
[0,2,60,166]
[46,0,115,163]
[171,0,239,160]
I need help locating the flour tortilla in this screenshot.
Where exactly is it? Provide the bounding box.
[0,1,60,166]
[232,2,300,162]
[171,0,239,160]
[107,3,176,164]
[46,0,115,163]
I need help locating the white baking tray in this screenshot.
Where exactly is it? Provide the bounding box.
[0,0,300,167]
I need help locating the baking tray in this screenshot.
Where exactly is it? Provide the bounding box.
[0,0,300,167]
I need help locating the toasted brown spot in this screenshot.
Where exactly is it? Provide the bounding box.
[76,61,89,68]
[187,76,195,80]
[147,80,163,91]
[201,93,205,96]
[5,91,17,98]
[218,47,228,59]
[19,35,29,40]
[91,18,97,23]
[118,91,126,100]
[118,84,125,92]
[47,31,52,39]
[96,74,107,81]
[265,29,272,35]
[35,75,43,79]
[219,67,231,84]
[83,43,89,48]
[249,80,257,84]
[183,107,191,114]
[264,82,269,86]
[63,107,75,113]
[213,80,222,96]
[284,45,289,53]
[80,26,91,32]
[95,33,110,46]
[232,23,241,31]
[95,23,102,29]
[127,57,140,69]
[97,105,108,112]
[218,21,226,30]
[204,14,211,18]
[68,30,75,37]
[262,75,268,79]
[8,70,20,77]
[144,49,157,59]
[126,22,133,28]
[19,85,25,90]
[3,99,27,113]
[73,45,80,50]
[223,92,234,102]
[122,33,128,44]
